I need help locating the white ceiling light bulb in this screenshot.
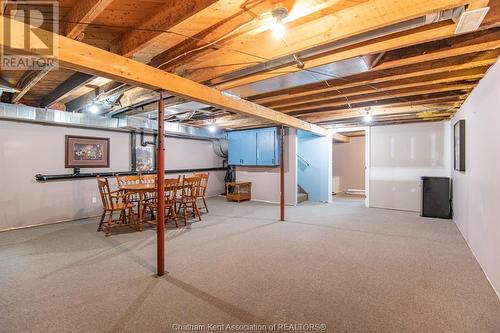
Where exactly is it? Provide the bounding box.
[363,114,373,123]
[89,103,99,114]
[208,124,216,133]
[272,18,286,38]
[271,7,288,38]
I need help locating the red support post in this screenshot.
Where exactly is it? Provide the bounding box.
[156,91,165,276]
[280,126,285,222]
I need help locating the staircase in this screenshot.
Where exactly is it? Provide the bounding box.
[297,185,308,203]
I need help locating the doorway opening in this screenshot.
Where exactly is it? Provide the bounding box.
[332,130,367,204]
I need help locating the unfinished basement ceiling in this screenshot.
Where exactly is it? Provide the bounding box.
[1,0,499,130]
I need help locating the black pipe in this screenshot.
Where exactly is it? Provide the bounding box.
[131,131,137,172]
[35,167,225,182]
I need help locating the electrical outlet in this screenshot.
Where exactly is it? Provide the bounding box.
[92,197,97,204]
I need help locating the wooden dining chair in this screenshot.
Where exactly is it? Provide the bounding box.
[193,172,209,213]
[115,175,141,204]
[145,176,180,227]
[140,174,157,202]
[179,175,202,224]
[96,176,136,236]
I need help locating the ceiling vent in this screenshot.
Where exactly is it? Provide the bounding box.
[455,7,490,34]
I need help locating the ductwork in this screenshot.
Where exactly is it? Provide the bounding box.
[0,103,220,139]
[215,6,466,97]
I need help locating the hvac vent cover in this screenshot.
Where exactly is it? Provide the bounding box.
[455,7,490,34]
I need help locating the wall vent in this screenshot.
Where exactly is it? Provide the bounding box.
[455,7,490,34]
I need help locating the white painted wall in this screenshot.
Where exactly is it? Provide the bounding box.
[370,121,451,212]
[333,136,366,192]
[0,120,224,231]
[236,128,297,205]
[450,59,500,298]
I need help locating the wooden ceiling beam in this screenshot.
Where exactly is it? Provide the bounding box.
[262,68,485,108]
[218,24,500,91]
[112,0,217,58]
[250,50,498,103]
[40,73,95,108]
[278,83,474,113]
[171,0,473,84]
[0,16,326,136]
[62,0,115,39]
[302,103,460,123]
[12,0,113,105]
[11,66,53,103]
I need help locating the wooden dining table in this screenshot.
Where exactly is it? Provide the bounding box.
[119,183,156,230]
[119,180,186,229]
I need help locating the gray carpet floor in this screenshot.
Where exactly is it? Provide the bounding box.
[1,197,499,333]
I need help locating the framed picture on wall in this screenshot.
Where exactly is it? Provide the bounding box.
[454,120,465,172]
[65,135,110,168]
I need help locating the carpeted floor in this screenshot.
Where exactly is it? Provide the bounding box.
[1,197,499,333]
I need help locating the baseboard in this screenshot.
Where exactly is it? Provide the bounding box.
[250,198,296,206]
[454,221,500,301]
[0,213,101,233]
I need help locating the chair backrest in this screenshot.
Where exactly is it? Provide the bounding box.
[96,176,113,210]
[182,176,200,199]
[140,174,157,185]
[193,172,209,197]
[116,174,141,186]
[164,176,181,203]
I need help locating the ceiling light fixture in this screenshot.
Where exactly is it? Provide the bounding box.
[271,7,288,38]
[208,125,217,133]
[89,103,99,114]
[363,107,372,123]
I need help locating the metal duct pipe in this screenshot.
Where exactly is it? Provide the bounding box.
[0,102,220,139]
[209,6,466,86]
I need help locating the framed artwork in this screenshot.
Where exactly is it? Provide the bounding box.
[65,135,110,168]
[454,120,465,172]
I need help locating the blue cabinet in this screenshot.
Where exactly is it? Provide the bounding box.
[228,127,280,166]
[256,128,278,165]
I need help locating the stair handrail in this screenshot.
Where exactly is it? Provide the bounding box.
[297,154,310,167]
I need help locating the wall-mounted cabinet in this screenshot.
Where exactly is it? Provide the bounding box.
[228,127,280,166]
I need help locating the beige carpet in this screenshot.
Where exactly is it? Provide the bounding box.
[1,197,499,332]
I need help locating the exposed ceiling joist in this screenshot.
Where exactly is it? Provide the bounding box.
[112,0,217,58]
[0,17,326,136]
[250,49,499,103]
[172,0,474,85]
[62,0,115,39]
[12,66,53,103]
[40,72,95,108]
[10,0,113,105]
[262,69,484,109]
[278,83,474,114]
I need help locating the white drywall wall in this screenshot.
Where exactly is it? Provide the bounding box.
[450,59,500,298]
[370,121,451,212]
[0,120,224,230]
[333,136,366,192]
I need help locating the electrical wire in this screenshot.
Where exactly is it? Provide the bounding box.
[5,13,464,119]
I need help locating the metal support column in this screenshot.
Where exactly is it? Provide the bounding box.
[156,91,165,276]
[280,126,285,222]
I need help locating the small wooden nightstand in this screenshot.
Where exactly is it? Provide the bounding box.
[225,182,252,202]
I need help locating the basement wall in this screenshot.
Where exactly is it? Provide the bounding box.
[333,136,366,193]
[450,59,500,297]
[0,120,224,231]
[235,128,297,205]
[369,121,451,212]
